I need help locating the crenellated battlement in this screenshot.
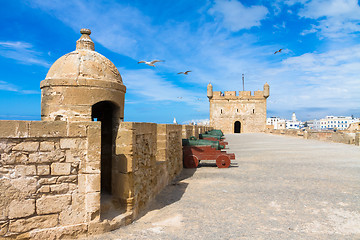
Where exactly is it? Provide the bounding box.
[212,90,267,100]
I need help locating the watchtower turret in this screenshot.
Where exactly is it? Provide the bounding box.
[40,29,126,122]
[263,82,270,98]
[207,82,213,99]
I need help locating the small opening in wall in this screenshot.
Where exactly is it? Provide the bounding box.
[234,121,241,133]
[236,109,238,113]
[253,109,255,114]
[54,115,63,121]
[221,109,223,114]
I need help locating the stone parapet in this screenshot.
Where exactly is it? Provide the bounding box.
[267,128,359,146]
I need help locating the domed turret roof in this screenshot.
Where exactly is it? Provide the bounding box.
[45,29,123,84]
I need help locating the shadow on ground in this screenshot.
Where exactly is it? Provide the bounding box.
[136,168,196,219]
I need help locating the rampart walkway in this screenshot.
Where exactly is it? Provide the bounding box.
[86,133,360,240]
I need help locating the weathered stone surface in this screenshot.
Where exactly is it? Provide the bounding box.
[50,183,69,194]
[85,192,100,218]
[29,149,65,163]
[67,122,87,137]
[51,162,71,175]
[0,139,16,154]
[8,214,58,233]
[37,185,50,193]
[59,193,86,225]
[1,152,27,165]
[0,221,8,236]
[60,138,86,150]
[14,165,36,177]
[88,221,111,235]
[36,195,71,214]
[78,174,100,193]
[29,121,67,137]
[28,223,87,239]
[0,121,28,138]
[38,177,58,185]
[40,141,55,151]
[37,165,50,175]
[11,177,37,196]
[57,175,77,183]
[12,142,39,152]
[65,149,85,162]
[8,199,35,219]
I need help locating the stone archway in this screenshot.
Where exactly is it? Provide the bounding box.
[234,121,241,133]
[91,101,117,195]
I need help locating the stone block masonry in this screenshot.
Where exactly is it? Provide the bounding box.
[0,120,101,239]
[0,120,209,239]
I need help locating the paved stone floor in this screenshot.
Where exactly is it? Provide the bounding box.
[86,133,360,240]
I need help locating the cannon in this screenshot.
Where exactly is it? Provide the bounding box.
[183,146,235,168]
[206,129,224,137]
[201,136,228,148]
[182,136,224,150]
[199,133,223,140]
[182,136,235,169]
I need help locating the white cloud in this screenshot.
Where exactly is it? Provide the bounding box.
[0,80,39,94]
[299,0,360,19]
[27,0,153,59]
[296,0,360,39]
[0,41,50,67]
[262,45,360,117]
[208,0,268,31]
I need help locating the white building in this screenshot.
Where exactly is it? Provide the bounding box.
[267,117,286,129]
[313,116,360,130]
[267,113,302,130]
[285,112,302,129]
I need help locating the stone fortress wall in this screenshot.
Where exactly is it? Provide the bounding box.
[207,83,270,134]
[0,120,210,239]
[266,128,360,146]
[0,29,213,239]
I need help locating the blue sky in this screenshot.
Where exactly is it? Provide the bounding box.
[1,0,360,123]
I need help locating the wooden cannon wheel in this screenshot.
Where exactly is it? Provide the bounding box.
[184,155,199,168]
[216,155,231,168]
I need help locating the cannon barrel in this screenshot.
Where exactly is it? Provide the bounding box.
[182,137,224,150]
[206,129,224,137]
[199,133,224,140]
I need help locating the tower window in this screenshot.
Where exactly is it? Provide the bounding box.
[236,109,238,113]
[252,109,255,114]
[221,109,223,114]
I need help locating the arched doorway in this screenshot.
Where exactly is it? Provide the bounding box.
[234,121,241,133]
[91,101,117,195]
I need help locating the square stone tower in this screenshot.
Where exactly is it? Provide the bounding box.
[207,83,269,134]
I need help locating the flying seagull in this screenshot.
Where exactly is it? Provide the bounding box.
[177,71,192,75]
[274,49,283,54]
[138,60,165,67]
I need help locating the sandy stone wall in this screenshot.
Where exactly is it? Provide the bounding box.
[114,122,184,219]
[267,128,359,146]
[182,125,193,139]
[209,91,267,134]
[0,120,101,239]
[0,121,210,239]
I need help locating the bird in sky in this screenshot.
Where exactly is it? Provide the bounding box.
[138,60,165,67]
[274,49,283,54]
[177,71,192,75]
